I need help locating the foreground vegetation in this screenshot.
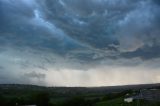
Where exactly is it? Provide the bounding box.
[0,84,160,106]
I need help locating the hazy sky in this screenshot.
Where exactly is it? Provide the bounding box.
[0,0,160,87]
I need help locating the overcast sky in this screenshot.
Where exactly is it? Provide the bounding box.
[0,0,160,87]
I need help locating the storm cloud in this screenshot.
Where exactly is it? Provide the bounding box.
[0,0,160,86]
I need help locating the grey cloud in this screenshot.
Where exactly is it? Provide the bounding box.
[152,0,160,5]
[121,44,160,60]
[24,71,45,79]
[0,0,85,56]
[0,66,3,69]
[40,0,122,48]
[1,0,160,62]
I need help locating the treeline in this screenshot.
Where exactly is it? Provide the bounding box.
[0,91,51,106]
[0,92,100,106]
[0,90,132,106]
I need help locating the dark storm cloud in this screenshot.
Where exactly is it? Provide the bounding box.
[40,0,124,49]
[121,45,160,60]
[0,0,160,68]
[153,0,160,5]
[0,0,85,56]
[36,0,160,60]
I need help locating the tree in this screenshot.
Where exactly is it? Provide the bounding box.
[33,91,50,106]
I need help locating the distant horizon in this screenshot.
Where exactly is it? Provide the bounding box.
[0,82,160,88]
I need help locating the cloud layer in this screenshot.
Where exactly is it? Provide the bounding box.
[0,0,160,86]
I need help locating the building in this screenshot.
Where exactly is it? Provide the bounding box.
[125,89,160,102]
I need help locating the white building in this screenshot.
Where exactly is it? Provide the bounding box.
[124,97,133,103]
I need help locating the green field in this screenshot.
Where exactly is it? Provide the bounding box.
[95,98,160,106]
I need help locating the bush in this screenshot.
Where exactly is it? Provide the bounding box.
[32,91,50,106]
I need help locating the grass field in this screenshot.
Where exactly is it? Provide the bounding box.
[95,97,160,106]
[95,98,123,106]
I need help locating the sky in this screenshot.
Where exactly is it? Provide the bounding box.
[0,0,160,87]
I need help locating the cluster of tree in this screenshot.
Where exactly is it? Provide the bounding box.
[0,91,51,106]
[59,96,100,106]
[102,90,133,101]
[0,90,133,106]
